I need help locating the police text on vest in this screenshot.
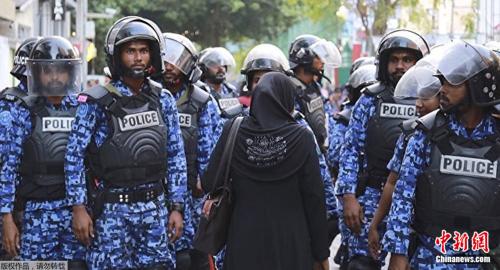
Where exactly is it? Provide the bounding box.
[218,98,240,110]
[440,155,498,179]
[178,113,192,128]
[307,97,323,112]
[42,117,75,132]
[380,103,416,119]
[118,111,160,131]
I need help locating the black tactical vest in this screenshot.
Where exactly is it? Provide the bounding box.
[17,97,76,201]
[290,77,327,151]
[414,110,500,239]
[83,81,168,188]
[364,83,417,178]
[209,82,242,118]
[176,84,210,190]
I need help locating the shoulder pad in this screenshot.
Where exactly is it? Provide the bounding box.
[416,109,445,132]
[361,82,385,96]
[80,85,110,100]
[289,76,307,91]
[292,110,305,121]
[191,84,211,106]
[334,108,352,125]
[223,82,237,93]
[147,78,164,93]
[20,95,42,108]
[400,118,418,133]
[222,104,243,118]
[0,87,27,103]
[194,81,211,92]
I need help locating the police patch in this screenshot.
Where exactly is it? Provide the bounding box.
[118,111,160,131]
[218,98,240,110]
[307,97,323,112]
[379,103,416,119]
[440,155,498,179]
[0,111,13,128]
[42,117,75,132]
[178,113,192,128]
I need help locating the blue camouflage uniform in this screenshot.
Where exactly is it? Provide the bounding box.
[386,133,406,173]
[171,84,221,253]
[382,113,498,270]
[0,94,86,261]
[327,103,352,170]
[0,83,27,164]
[65,80,187,269]
[335,93,389,262]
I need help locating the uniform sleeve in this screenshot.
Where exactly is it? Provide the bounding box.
[0,106,30,213]
[197,103,217,177]
[382,130,429,255]
[161,92,188,204]
[387,133,406,173]
[300,134,330,261]
[335,95,375,195]
[327,120,347,169]
[64,102,100,206]
[206,98,224,142]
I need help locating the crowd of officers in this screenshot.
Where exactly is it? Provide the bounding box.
[0,14,499,270]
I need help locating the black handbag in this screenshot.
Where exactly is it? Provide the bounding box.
[193,116,243,254]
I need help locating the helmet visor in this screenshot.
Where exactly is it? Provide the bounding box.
[242,44,290,73]
[310,40,342,68]
[27,59,82,96]
[436,40,490,85]
[163,38,195,75]
[347,64,377,89]
[200,47,235,69]
[394,66,440,104]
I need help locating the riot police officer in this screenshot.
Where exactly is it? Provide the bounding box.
[336,29,429,269]
[199,47,241,118]
[0,36,86,267]
[65,17,187,269]
[367,49,443,260]
[288,34,342,152]
[384,40,500,270]
[162,32,222,270]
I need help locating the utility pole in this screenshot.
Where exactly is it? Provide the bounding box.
[76,0,88,84]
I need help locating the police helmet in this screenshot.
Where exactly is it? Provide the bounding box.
[11,37,41,82]
[199,47,235,83]
[394,65,440,106]
[349,56,375,75]
[375,29,430,83]
[288,34,342,71]
[27,36,82,96]
[436,40,500,107]
[241,43,290,91]
[162,32,202,83]
[105,16,165,80]
[346,64,377,103]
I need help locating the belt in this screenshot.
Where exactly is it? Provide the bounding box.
[103,183,164,204]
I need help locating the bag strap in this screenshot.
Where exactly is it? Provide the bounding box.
[212,116,243,192]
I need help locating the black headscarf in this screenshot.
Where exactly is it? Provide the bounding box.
[203,72,318,187]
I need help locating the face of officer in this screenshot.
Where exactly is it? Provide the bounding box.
[387,49,417,84]
[207,65,227,84]
[250,70,268,92]
[39,65,70,94]
[416,95,440,116]
[312,56,325,73]
[439,79,468,111]
[120,40,151,79]
[163,62,184,87]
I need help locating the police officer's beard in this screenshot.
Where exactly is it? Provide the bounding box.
[42,80,67,96]
[163,73,183,90]
[440,91,472,114]
[305,66,331,84]
[207,71,226,84]
[122,65,146,79]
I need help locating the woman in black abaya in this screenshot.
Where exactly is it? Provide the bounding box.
[202,72,330,270]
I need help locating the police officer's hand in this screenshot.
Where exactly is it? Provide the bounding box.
[388,254,409,270]
[168,211,183,243]
[2,213,20,257]
[368,224,380,259]
[313,259,329,270]
[72,205,94,247]
[343,194,364,234]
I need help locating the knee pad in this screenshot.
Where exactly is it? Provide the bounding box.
[68,260,88,270]
[176,250,191,270]
[347,255,381,270]
[189,249,210,270]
